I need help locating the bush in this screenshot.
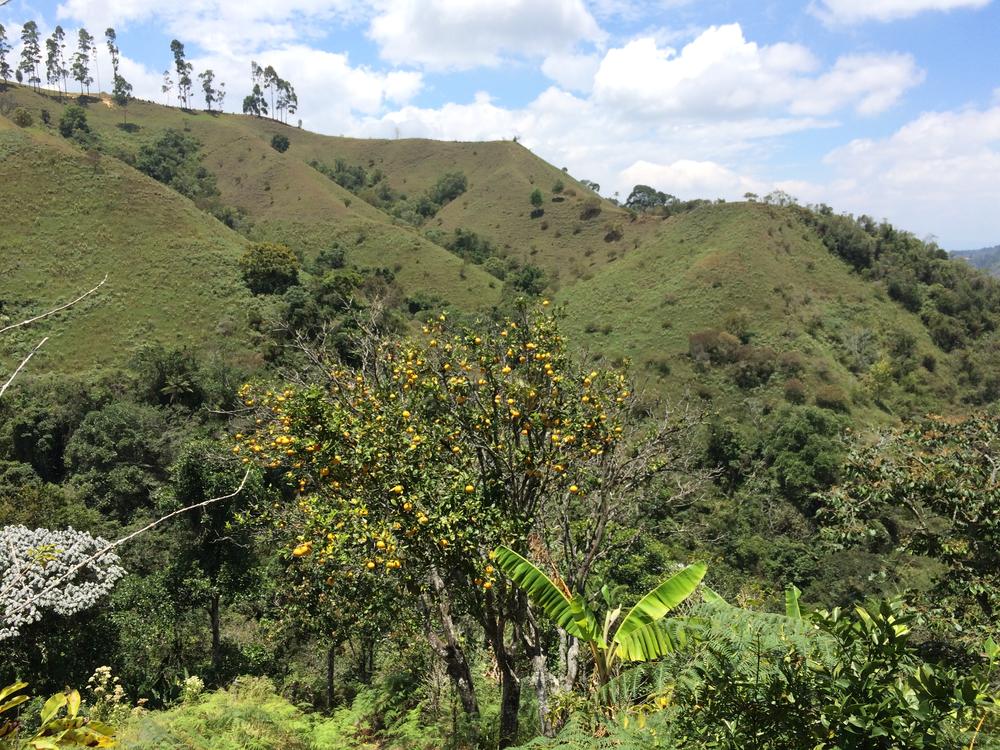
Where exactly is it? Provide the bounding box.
[58,105,89,138]
[784,377,807,404]
[11,107,32,127]
[815,384,850,412]
[778,350,807,376]
[688,330,741,365]
[270,133,290,153]
[580,197,601,220]
[427,171,467,205]
[239,242,300,295]
[552,179,564,194]
[733,346,776,389]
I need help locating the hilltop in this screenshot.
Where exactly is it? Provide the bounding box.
[2,85,999,420]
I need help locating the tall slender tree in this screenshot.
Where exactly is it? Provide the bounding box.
[263,64,277,118]
[19,21,41,92]
[170,40,193,108]
[242,83,267,118]
[0,25,12,88]
[71,28,94,96]
[215,81,226,112]
[161,68,173,105]
[106,28,132,124]
[198,68,219,112]
[45,25,68,98]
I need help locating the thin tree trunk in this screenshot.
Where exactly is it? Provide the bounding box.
[422,571,480,719]
[209,591,221,672]
[497,656,521,749]
[526,614,554,737]
[326,644,336,710]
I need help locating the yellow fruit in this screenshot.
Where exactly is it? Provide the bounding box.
[569,485,580,494]
[418,516,429,524]
[465,484,475,493]
[483,581,493,590]
[391,484,404,494]
[366,561,376,570]
[376,540,386,550]
[486,565,494,574]
[292,542,313,557]
[403,501,413,511]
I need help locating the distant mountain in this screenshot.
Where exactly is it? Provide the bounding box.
[952,245,1000,276]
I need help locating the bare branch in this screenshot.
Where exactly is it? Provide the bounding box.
[0,274,108,336]
[3,467,251,622]
[0,337,47,400]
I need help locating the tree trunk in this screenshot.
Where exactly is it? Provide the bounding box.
[526,616,554,737]
[326,644,336,710]
[497,657,521,749]
[209,591,222,672]
[422,571,480,719]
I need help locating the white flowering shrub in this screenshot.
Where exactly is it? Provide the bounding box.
[0,525,126,641]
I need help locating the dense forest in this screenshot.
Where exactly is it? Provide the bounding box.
[0,27,999,749]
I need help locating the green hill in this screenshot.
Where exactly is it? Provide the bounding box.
[0,114,253,374]
[3,86,999,420]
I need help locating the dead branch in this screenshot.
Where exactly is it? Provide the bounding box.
[0,337,47,400]
[0,274,108,336]
[3,467,251,621]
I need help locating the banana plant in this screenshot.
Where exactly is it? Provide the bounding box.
[493,545,706,686]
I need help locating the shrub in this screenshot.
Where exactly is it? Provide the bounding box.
[778,350,807,376]
[784,377,807,404]
[530,188,544,208]
[11,107,32,127]
[427,171,467,205]
[58,105,89,138]
[580,197,601,220]
[815,384,850,412]
[40,108,50,125]
[552,179,564,194]
[239,242,300,295]
[270,133,290,152]
[689,330,742,366]
[724,308,752,342]
[733,346,777,389]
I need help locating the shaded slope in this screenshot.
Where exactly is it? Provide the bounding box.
[0,117,252,373]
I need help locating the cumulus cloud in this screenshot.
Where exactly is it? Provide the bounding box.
[56,0,363,54]
[591,25,922,119]
[619,159,767,199]
[812,0,991,24]
[813,105,1000,246]
[368,0,605,69]
[541,51,602,92]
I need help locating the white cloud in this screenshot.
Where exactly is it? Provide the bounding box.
[541,51,601,92]
[591,26,921,119]
[812,0,991,24]
[56,0,364,55]
[619,159,766,199]
[368,0,605,70]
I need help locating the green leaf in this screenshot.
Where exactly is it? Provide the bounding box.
[39,693,67,726]
[66,690,80,718]
[985,637,999,663]
[614,617,691,662]
[785,584,802,620]
[0,683,28,705]
[0,696,30,714]
[493,545,593,641]
[614,563,706,644]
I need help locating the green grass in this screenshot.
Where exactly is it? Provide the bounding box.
[558,202,956,419]
[0,120,253,374]
[0,86,979,419]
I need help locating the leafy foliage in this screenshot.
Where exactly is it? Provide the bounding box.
[238,242,300,295]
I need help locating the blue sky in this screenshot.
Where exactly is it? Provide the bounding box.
[2,0,998,247]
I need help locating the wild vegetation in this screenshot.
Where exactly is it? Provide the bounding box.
[0,71,998,750]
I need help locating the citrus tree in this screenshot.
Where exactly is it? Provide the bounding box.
[238,301,691,746]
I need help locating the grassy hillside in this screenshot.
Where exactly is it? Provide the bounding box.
[559,202,957,420]
[2,86,995,420]
[0,115,253,373]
